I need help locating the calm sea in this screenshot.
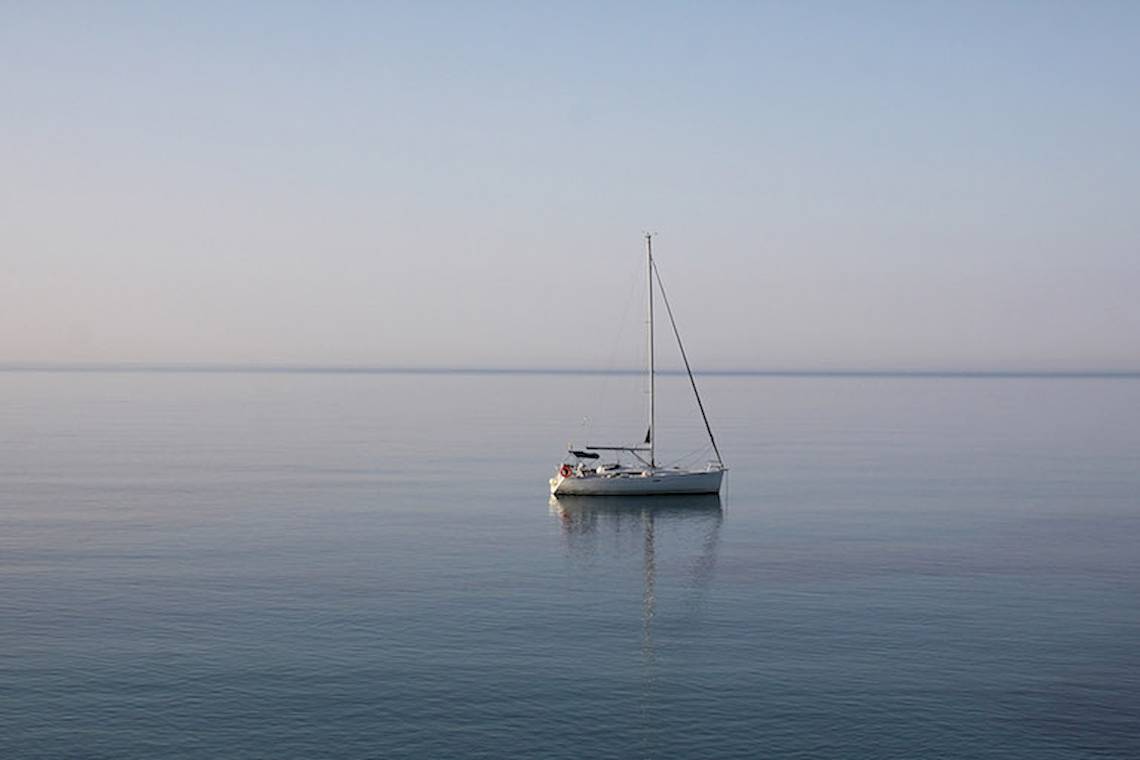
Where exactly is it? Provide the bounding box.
[2,371,1138,759]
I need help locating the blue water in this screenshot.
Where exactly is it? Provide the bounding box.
[2,371,1139,759]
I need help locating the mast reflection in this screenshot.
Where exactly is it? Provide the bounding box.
[549,494,724,661]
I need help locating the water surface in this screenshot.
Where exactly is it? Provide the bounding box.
[2,372,1138,758]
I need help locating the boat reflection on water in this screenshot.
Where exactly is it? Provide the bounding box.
[549,493,724,534]
[549,494,723,663]
[549,494,723,754]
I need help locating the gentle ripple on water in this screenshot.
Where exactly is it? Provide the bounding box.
[2,372,1139,758]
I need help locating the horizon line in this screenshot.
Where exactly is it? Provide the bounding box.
[1,362,1139,379]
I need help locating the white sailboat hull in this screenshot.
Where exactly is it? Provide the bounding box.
[550,468,724,496]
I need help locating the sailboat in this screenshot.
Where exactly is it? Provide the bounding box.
[550,235,726,496]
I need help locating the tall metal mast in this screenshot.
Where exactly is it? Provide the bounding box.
[646,233,655,469]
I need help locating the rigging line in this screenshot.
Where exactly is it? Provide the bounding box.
[651,259,725,468]
[663,443,713,469]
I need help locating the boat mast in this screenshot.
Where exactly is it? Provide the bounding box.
[646,233,656,469]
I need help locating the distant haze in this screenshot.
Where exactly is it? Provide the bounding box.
[3,3,1138,371]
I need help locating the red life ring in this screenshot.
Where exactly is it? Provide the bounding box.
[559,464,573,478]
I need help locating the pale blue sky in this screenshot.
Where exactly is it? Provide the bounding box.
[3,2,1138,370]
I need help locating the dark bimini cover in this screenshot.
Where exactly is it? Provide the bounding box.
[569,450,600,459]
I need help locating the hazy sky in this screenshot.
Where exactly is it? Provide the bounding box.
[3,2,1138,370]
